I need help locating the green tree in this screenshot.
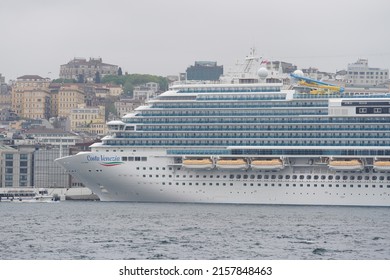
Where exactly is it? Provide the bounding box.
[101,73,168,96]
[123,80,134,97]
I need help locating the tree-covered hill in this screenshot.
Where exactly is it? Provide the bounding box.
[102,74,169,96]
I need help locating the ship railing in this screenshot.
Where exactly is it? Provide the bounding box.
[137,126,390,131]
[151,104,328,109]
[140,112,329,117]
[293,93,390,99]
[124,117,390,124]
[113,134,389,139]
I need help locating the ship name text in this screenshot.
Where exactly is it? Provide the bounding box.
[87,155,121,162]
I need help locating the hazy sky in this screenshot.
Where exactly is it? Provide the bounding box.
[1,0,390,80]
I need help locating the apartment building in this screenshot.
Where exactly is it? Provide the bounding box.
[346,59,389,87]
[21,89,51,119]
[104,84,123,96]
[70,105,106,135]
[57,84,85,118]
[133,82,160,101]
[11,75,51,116]
[0,144,34,187]
[114,98,142,117]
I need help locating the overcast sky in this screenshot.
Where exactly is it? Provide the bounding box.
[1,0,389,80]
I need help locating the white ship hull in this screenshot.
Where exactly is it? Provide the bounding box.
[55,150,390,206]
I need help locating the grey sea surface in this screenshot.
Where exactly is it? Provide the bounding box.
[0,201,389,260]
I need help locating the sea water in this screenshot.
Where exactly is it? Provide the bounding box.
[0,201,389,260]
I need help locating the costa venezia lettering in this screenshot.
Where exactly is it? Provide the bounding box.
[87,155,121,162]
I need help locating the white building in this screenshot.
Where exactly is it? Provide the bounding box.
[346,59,389,87]
[24,128,80,147]
[133,82,160,101]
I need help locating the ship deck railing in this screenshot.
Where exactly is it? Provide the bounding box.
[166,149,390,156]
[124,117,390,124]
[138,127,390,131]
[293,93,390,99]
[114,134,390,139]
[139,112,329,117]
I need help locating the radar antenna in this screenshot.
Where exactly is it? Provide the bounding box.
[243,47,261,73]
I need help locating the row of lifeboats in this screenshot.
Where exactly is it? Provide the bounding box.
[182,158,390,171]
[327,159,390,171]
[182,158,284,170]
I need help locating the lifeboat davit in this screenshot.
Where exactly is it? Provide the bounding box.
[216,159,248,170]
[182,158,214,170]
[373,160,390,171]
[328,159,364,171]
[251,159,284,170]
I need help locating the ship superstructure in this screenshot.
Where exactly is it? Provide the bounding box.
[56,67,390,206]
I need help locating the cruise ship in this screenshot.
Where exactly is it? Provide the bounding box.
[55,57,390,206]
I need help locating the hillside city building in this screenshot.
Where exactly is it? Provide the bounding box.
[57,84,85,118]
[346,59,389,87]
[0,144,34,187]
[11,75,51,117]
[133,82,160,101]
[70,105,106,136]
[115,98,142,117]
[59,57,119,82]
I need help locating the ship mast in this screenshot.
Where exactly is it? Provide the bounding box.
[243,47,260,73]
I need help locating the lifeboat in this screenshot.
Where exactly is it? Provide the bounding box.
[216,159,248,170]
[373,160,390,171]
[251,159,284,170]
[182,158,214,170]
[328,159,364,171]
